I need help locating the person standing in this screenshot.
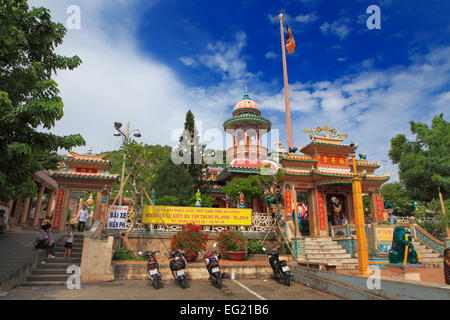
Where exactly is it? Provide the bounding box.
[64,224,74,259]
[77,205,89,232]
[0,209,8,234]
[444,248,450,285]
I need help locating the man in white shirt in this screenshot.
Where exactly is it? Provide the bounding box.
[77,205,89,232]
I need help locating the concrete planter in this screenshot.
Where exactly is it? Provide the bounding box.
[247,254,267,262]
[279,254,294,262]
[226,251,247,261]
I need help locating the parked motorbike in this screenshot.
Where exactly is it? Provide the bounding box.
[204,243,223,289]
[138,250,162,289]
[169,249,189,289]
[263,247,293,286]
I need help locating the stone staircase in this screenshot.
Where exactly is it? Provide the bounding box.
[22,233,84,286]
[411,240,442,267]
[304,237,358,270]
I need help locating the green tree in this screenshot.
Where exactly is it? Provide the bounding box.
[222,175,265,208]
[105,144,171,200]
[380,182,414,216]
[388,114,449,202]
[152,158,194,206]
[0,1,85,203]
[176,110,210,194]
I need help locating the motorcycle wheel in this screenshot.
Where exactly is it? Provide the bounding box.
[282,272,291,287]
[179,278,188,289]
[152,276,161,289]
[214,274,222,289]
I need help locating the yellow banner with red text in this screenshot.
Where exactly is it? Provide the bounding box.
[142,206,252,226]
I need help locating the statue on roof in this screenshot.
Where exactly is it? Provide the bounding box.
[304,125,348,141]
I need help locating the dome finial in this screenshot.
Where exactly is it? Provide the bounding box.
[242,85,250,100]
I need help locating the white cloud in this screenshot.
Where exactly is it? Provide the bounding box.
[178,56,198,67]
[295,13,318,23]
[265,52,278,59]
[320,18,352,39]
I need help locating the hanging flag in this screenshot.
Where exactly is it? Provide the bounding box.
[285,24,296,54]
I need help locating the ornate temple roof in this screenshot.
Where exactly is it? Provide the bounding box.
[233,93,260,113]
[223,93,271,131]
[50,171,119,181]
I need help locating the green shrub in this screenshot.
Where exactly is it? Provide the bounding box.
[113,247,132,260]
[247,239,266,254]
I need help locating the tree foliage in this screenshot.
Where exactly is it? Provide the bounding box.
[105,144,171,200]
[0,0,85,202]
[152,158,194,206]
[388,113,449,201]
[222,175,265,208]
[175,110,210,194]
[381,182,414,216]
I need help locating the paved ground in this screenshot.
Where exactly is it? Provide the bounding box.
[0,231,64,285]
[0,279,341,300]
[337,267,447,285]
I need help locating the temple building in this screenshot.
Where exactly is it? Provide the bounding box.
[209,93,390,238]
[48,149,119,232]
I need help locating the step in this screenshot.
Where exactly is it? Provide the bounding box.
[44,257,81,264]
[420,253,440,258]
[22,281,67,287]
[305,249,347,254]
[308,258,359,264]
[306,253,352,259]
[305,238,335,243]
[33,269,69,275]
[305,244,343,250]
[54,253,83,258]
[26,274,71,282]
[36,262,76,270]
[421,257,443,263]
[54,248,83,253]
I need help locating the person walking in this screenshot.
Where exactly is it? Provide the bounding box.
[35,223,55,258]
[77,205,89,232]
[0,209,8,235]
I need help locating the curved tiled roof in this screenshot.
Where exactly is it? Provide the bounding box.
[50,171,119,180]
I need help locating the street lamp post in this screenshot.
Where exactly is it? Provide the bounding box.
[114,121,141,206]
[350,143,370,276]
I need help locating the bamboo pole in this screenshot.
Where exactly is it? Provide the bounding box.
[139,181,172,253]
[278,13,293,149]
[438,187,449,238]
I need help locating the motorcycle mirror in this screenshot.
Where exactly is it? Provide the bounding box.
[213,243,217,248]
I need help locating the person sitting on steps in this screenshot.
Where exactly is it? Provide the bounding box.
[35,223,56,258]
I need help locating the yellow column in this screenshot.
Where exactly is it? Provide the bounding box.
[351,152,370,276]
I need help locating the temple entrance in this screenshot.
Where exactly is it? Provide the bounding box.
[295,190,310,236]
[326,194,348,226]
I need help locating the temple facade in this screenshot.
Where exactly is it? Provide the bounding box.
[208,94,390,239]
[48,149,119,231]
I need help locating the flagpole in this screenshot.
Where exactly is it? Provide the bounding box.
[279,13,294,150]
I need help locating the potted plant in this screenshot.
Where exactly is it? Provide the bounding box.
[217,229,247,261]
[170,223,208,262]
[247,239,267,261]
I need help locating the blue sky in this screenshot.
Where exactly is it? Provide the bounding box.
[30,0,450,180]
